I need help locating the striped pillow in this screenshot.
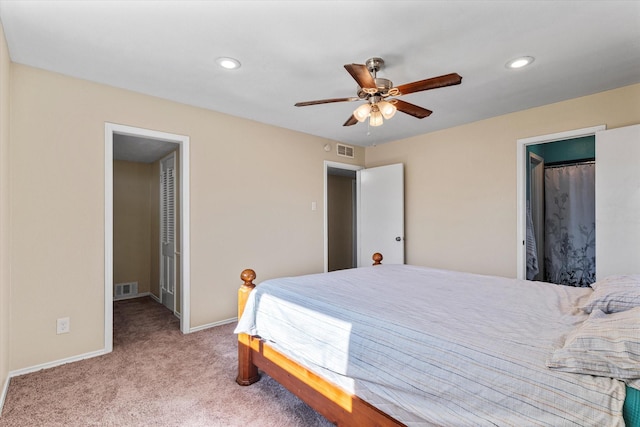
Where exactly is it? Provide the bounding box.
[547,307,640,380]
[583,275,640,314]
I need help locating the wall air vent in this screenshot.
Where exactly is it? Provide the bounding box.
[114,282,138,300]
[337,143,354,158]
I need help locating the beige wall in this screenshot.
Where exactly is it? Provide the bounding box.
[8,64,363,370]
[0,22,11,401]
[113,160,153,295]
[365,83,640,278]
[5,44,637,374]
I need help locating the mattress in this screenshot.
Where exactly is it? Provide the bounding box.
[235,264,628,426]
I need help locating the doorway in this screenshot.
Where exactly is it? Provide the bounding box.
[526,137,596,286]
[516,125,604,282]
[327,166,357,271]
[105,123,191,354]
[324,162,362,272]
[324,161,405,271]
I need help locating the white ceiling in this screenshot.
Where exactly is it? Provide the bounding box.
[0,1,639,148]
[113,133,178,163]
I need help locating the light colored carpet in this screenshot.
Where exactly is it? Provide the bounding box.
[0,297,333,426]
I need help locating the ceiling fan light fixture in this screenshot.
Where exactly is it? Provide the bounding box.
[369,108,383,127]
[378,101,397,119]
[216,57,241,70]
[353,103,372,122]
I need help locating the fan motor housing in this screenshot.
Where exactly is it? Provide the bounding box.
[358,77,393,98]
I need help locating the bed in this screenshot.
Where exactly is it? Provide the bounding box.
[234,254,640,426]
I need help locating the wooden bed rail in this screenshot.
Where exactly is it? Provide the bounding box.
[235,252,403,426]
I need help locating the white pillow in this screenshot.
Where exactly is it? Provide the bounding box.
[627,378,640,391]
[583,274,640,314]
[547,307,640,380]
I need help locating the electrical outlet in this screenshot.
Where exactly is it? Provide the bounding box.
[57,317,70,334]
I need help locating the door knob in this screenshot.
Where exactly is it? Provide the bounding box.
[395,236,402,242]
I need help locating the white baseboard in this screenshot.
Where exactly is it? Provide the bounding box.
[8,348,108,379]
[0,374,9,416]
[113,291,152,302]
[189,317,237,333]
[2,348,109,415]
[2,297,224,415]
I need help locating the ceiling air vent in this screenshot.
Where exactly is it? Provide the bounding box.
[337,143,354,158]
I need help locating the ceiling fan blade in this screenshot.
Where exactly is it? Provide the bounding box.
[344,64,377,90]
[343,114,359,126]
[295,97,359,107]
[395,73,462,96]
[393,99,433,119]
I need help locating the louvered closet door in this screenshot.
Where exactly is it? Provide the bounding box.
[160,153,176,312]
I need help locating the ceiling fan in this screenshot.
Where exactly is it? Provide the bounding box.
[295,57,462,127]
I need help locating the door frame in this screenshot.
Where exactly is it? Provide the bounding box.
[323,161,363,272]
[105,123,191,353]
[515,125,605,280]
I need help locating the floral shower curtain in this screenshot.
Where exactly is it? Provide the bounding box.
[544,162,596,287]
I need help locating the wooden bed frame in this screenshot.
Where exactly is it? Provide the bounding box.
[235,253,404,426]
[235,254,638,426]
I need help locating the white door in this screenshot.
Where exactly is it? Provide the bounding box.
[595,124,640,279]
[357,163,405,266]
[160,153,176,312]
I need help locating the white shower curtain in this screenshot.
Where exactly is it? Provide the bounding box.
[544,163,596,287]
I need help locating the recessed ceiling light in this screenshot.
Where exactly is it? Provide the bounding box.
[506,56,535,69]
[216,57,241,70]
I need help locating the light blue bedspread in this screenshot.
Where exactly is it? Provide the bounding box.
[235,264,626,426]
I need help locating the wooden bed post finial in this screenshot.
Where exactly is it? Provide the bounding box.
[237,268,260,386]
[372,252,383,265]
[238,269,256,317]
[241,269,256,288]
